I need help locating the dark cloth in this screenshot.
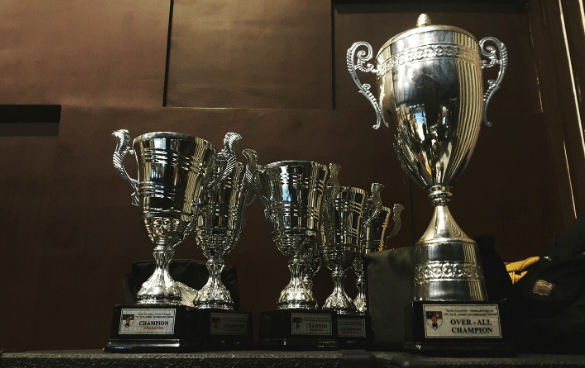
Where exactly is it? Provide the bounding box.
[123,259,240,310]
[507,216,585,354]
[365,236,510,348]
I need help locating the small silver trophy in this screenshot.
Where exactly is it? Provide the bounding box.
[320,182,380,315]
[347,14,507,302]
[353,184,403,315]
[244,149,338,310]
[194,135,255,310]
[112,130,237,306]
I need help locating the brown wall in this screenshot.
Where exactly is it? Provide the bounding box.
[0,0,578,351]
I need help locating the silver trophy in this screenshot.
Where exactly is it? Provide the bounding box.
[112,130,237,306]
[194,136,255,310]
[321,183,380,315]
[347,14,507,301]
[353,184,403,315]
[243,149,337,310]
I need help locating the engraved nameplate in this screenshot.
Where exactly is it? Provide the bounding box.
[290,313,332,335]
[210,313,249,335]
[423,304,501,339]
[337,318,366,338]
[118,308,176,335]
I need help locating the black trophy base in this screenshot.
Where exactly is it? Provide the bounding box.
[105,305,253,353]
[259,310,339,350]
[404,301,517,357]
[336,314,375,349]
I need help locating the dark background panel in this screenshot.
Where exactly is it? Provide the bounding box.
[165,0,333,109]
[0,0,169,108]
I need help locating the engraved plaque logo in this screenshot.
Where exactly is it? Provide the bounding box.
[426,311,443,330]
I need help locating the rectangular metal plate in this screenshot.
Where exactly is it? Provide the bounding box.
[337,317,366,338]
[290,313,332,335]
[423,304,502,339]
[118,308,176,335]
[210,312,249,335]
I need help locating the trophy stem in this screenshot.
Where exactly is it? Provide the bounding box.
[353,268,367,315]
[323,267,356,315]
[277,259,317,310]
[414,202,487,301]
[136,245,182,305]
[195,257,233,310]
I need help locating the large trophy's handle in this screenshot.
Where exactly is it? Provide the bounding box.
[479,37,507,127]
[112,129,139,206]
[384,203,404,246]
[363,182,384,227]
[207,132,242,189]
[242,149,270,219]
[347,42,387,130]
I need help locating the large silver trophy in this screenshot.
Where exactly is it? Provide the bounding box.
[244,149,337,310]
[353,184,403,315]
[348,14,507,302]
[112,130,238,306]
[194,135,254,310]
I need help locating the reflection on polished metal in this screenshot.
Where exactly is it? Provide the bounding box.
[244,149,334,310]
[353,184,403,315]
[113,130,234,306]
[321,183,374,315]
[347,14,507,301]
[195,135,254,310]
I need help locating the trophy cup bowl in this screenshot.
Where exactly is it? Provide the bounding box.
[347,14,507,302]
[113,130,220,306]
[321,186,368,315]
[195,161,253,310]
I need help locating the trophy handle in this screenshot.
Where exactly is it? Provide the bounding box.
[242,149,270,214]
[479,37,508,127]
[322,163,341,215]
[112,129,139,206]
[207,132,242,189]
[384,203,404,246]
[347,42,387,130]
[363,182,384,227]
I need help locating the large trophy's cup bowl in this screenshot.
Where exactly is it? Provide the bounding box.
[113,130,219,306]
[321,186,368,315]
[348,14,507,302]
[195,160,253,310]
[245,152,330,310]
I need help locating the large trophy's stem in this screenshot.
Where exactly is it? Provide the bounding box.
[324,267,356,315]
[353,269,367,315]
[414,186,487,301]
[277,259,316,310]
[196,257,233,310]
[137,245,182,305]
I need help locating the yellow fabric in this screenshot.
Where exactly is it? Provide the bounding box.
[505,256,540,284]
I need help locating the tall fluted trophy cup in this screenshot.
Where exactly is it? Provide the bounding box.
[105,130,235,353]
[193,137,255,348]
[348,14,514,355]
[245,149,340,349]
